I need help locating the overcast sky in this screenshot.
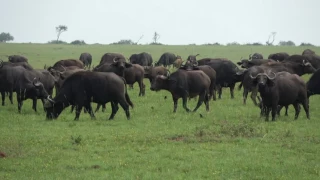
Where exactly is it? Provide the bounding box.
[1,0,319,45]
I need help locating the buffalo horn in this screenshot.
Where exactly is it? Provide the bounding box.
[166,70,171,77]
[47,95,55,103]
[113,57,118,63]
[33,77,41,87]
[266,72,276,80]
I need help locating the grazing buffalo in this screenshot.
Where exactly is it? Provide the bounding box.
[187,54,200,63]
[204,59,241,99]
[239,60,315,106]
[129,52,153,66]
[155,52,180,67]
[124,64,145,96]
[150,70,211,112]
[237,59,276,69]
[261,60,316,76]
[53,68,85,94]
[249,53,264,60]
[180,61,217,100]
[93,57,132,77]
[306,69,320,97]
[302,49,315,56]
[44,71,133,120]
[8,55,28,63]
[99,53,126,66]
[48,59,84,72]
[79,53,92,69]
[144,66,169,84]
[197,58,228,66]
[250,71,309,121]
[268,52,289,61]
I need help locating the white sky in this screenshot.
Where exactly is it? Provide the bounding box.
[1,0,319,45]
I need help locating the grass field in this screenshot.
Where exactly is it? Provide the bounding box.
[0,43,320,179]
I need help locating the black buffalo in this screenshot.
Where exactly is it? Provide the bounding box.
[186,54,200,63]
[124,64,145,96]
[48,59,84,72]
[93,57,132,77]
[155,52,180,67]
[197,58,228,66]
[268,52,289,61]
[306,69,320,97]
[99,53,126,66]
[44,71,133,120]
[302,49,315,56]
[203,59,241,99]
[144,66,170,84]
[129,52,153,66]
[79,53,92,69]
[150,70,211,112]
[237,59,276,69]
[249,53,264,60]
[180,61,217,100]
[8,55,28,63]
[250,71,309,121]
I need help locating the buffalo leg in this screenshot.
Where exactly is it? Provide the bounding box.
[1,91,5,106]
[118,98,130,120]
[16,92,24,113]
[9,91,13,104]
[32,97,37,112]
[212,85,217,101]
[271,103,278,121]
[108,102,119,120]
[182,96,191,112]
[243,89,249,105]
[84,103,95,120]
[74,105,83,121]
[172,97,178,113]
[302,99,310,119]
[250,88,258,106]
[265,107,272,121]
[217,85,222,99]
[193,92,206,112]
[204,93,210,111]
[102,104,106,112]
[293,103,300,120]
[95,104,101,112]
[70,105,75,113]
[230,84,235,99]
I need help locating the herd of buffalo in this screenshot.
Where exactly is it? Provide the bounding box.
[1,48,320,121]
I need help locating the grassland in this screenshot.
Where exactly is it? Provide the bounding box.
[0,43,320,179]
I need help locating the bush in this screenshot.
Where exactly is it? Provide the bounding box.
[202,42,221,46]
[110,39,136,45]
[278,40,295,46]
[70,40,86,45]
[245,42,263,46]
[300,42,314,46]
[227,42,240,46]
[47,40,68,44]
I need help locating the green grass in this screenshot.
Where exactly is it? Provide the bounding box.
[1,43,320,179]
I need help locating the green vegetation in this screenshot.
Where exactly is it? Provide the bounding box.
[0,44,320,179]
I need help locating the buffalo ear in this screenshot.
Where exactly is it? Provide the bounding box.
[125,62,132,68]
[237,62,242,65]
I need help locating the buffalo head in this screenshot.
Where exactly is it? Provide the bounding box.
[250,72,276,88]
[301,60,316,74]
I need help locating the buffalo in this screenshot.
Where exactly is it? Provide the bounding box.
[197,58,228,66]
[302,49,315,56]
[187,54,200,63]
[173,57,184,68]
[93,57,132,77]
[144,66,169,84]
[79,53,92,69]
[48,59,84,72]
[129,52,153,66]
[155,52,180,67]
[201,59,241,99]
[249,53,263,60]
[180,61,217,100]
[250,71,309,121]
[124,64,145,96]
[99,53,126,66]
[44,71,133,120]
[150,69,211,112]
[237,58,276,69]
[268,52,289,61]
[8,55,28,63]
[306,69,320,97]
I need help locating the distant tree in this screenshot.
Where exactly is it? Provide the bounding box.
[70,40,86,45]
[56,25,68,41]
[202,42,221,46]
[110,39,136,45]
[300,42,314,46]
[152,32,160,44]
[266,32,276,46]
[278,40,295,46]
[227,42,240,46]
[245,42,263,46]
[47,40,68,44]
[0,32,14,42]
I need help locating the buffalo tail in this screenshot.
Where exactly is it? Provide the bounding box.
[121,77,134,108]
